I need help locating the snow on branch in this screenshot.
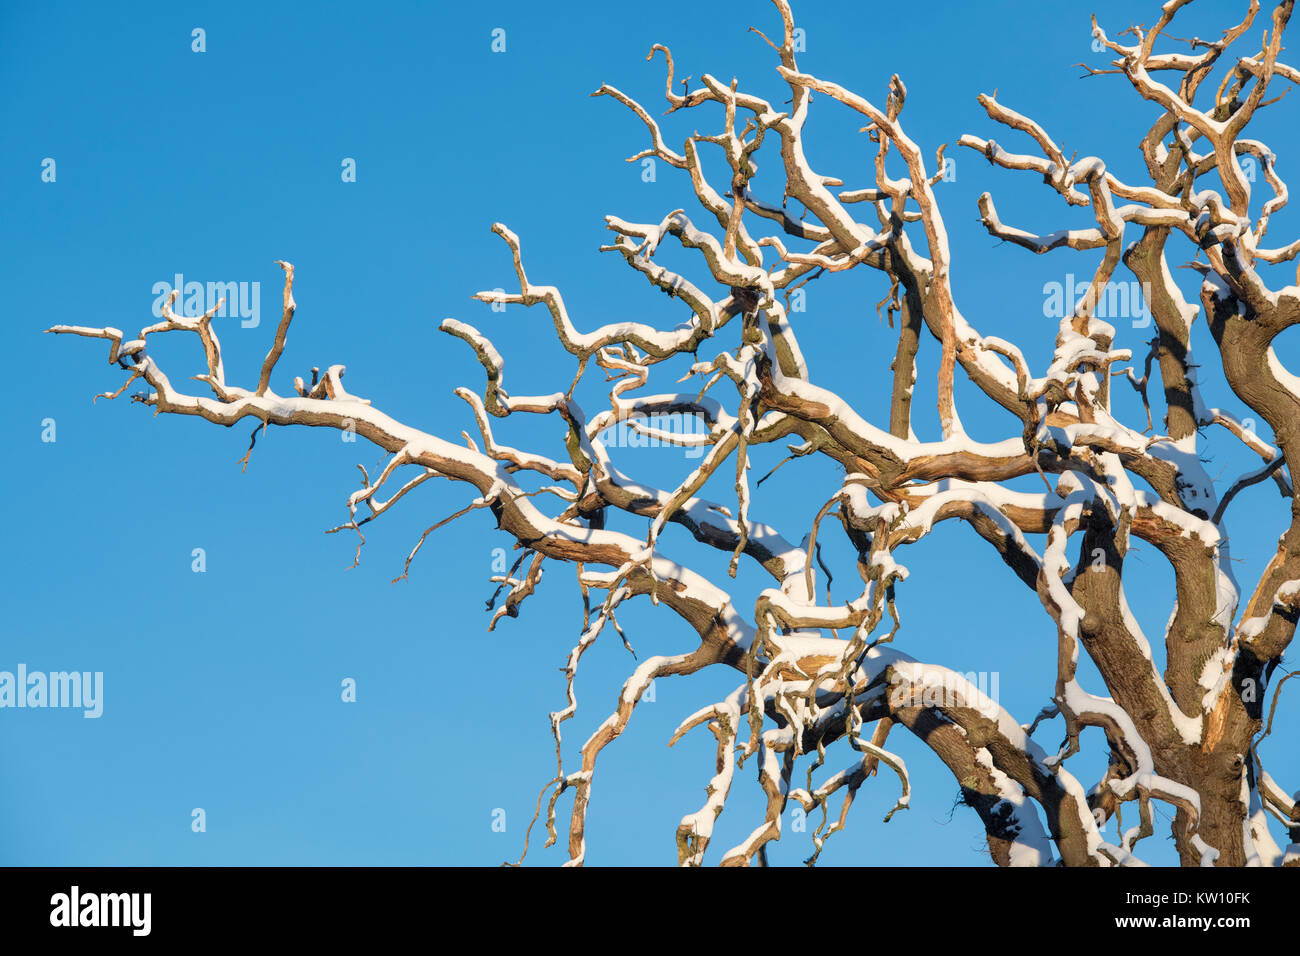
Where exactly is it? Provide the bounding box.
[47,0,1300,866]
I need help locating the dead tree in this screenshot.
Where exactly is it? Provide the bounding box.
[48,0,1300,866]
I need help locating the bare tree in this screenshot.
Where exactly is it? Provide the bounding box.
[48,0,1300,866]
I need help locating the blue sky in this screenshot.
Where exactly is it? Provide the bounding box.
[2,0,1297,866]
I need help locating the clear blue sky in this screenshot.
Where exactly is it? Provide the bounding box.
[2,0,1296,866]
